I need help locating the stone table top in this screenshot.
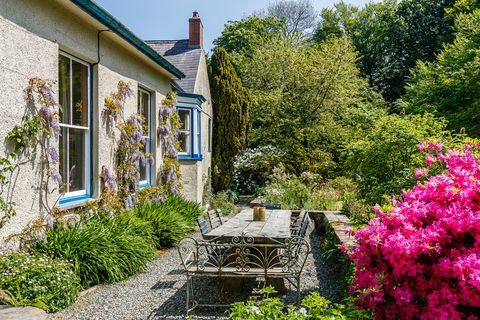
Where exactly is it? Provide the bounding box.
[204,209,292,242]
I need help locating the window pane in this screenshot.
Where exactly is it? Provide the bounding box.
[58,55,70,124]
[179,132,190,153]
[178,110,190,130]
[72,60,89,127]
[138,90,150,135]
[59,127,68,189]
[139,141,147,182]
[68,128,86,192]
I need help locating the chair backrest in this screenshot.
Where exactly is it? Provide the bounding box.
[298,212,310,238]
[263,203,281,210]
[207,210,221,229]
[196,216,209,236]
[178,235,310,276]
[215,209,225,225]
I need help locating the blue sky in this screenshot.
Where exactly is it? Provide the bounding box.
[95,0,374,52]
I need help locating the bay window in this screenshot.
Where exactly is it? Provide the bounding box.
[178,108,191,155]
[138,88,151,186]
[58,52,91,201]
[177,105,203,160]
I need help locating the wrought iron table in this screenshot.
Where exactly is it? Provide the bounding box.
[203,208,292,242]
[203,209,293,292]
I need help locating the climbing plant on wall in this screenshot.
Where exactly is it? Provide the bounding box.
[101,82,181,208]
[158,92,182,194]
[0,77,65,229]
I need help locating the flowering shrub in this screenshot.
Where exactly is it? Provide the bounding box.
[228,286,357,319]
[158,92,182,194]
[351,143,480,319]
[0,251,79,312]
[232,145,283,195]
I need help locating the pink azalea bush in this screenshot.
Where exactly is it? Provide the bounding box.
[351,142,480,320]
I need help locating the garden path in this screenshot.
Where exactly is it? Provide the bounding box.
[48,227,342,320]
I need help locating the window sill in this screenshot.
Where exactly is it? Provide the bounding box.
[179,154,203,161]
[139,182,151,189]
[59,194,96,210]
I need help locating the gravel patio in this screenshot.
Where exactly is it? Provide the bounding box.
[48,225,343,320]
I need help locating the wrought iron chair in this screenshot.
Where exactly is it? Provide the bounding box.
[291,210,309,236]
[196,216,209,238]
[207,210,221,229]
[215,209,225,225]
[263,203,281,209]
[178,234,310,314]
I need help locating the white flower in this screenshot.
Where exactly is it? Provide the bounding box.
[250,306,260,314]
[300,307,307,314]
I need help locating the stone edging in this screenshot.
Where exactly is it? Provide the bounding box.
[307,210,357,247]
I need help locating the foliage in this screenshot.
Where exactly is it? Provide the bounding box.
[243,35,384,176]
[204,191,238,215]
[228,286,357,319]
[132,194,203,248]
[400,9,480,136]
[351,144,480,319]
[212,16,286,73]
[158,92,182,193]
[0,251,79,312]
[116,113,153,207]
[344,114,450,205]
[232,145,283,195]
[31,211,156,287]
[262,167,344,211]
[314,0,456,102]
[210,48,252,192]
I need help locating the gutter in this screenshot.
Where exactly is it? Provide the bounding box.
[70,0,185,79]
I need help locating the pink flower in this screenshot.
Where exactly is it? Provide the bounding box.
[352,145,480,320]
[426,154,435,166]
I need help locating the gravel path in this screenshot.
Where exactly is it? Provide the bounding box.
[48,225,342,320]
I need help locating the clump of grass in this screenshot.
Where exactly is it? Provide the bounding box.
[132,194,203,248]
[31,211,156,287]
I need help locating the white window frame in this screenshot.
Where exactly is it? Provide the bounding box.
[138,87,151,186]
[178,108,192,156]
[59,52,91,199]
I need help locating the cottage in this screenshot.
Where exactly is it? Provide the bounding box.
[0,0,212,239]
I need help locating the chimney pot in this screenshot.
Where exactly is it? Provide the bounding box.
[189,11,203,49]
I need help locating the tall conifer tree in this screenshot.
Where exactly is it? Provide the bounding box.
[210,48,251,192]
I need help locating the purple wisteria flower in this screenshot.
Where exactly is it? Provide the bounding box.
[101,165,117,190]
[48,146,59,162]
[51,170,62,185]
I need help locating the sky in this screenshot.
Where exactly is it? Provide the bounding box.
[95,0,374,52]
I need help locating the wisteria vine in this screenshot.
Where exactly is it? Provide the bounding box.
[158,92,182,194]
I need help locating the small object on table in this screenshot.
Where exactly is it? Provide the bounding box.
[258,207,266,221]
[253,207,260,221]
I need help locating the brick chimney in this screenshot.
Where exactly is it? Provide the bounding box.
[189,11,203,49]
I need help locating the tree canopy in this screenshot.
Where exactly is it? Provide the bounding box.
[243,36,384,176]
[314,0,455,102]
[400,9,480,136]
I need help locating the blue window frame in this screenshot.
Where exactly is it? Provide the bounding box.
[58,51,92,205]
[177,104,203,161]
[138,87,152,187]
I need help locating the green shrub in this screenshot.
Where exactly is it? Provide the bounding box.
[132,202,192,248]
[162,194,204,223]
[204,191,238,214]
[228,286,371,319]
[31,212,156,287]
[0,251,80,312]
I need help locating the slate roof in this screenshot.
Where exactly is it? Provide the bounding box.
[146,39,203,93]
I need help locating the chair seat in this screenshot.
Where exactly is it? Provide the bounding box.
[186,266,297,277]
